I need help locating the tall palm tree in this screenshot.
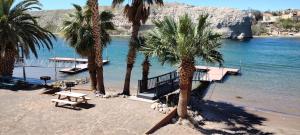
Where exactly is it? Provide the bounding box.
[0,0,55,77]
[141,54,151,90]
[61,4,114,91]
[87,0,106,94]
[144,14,223,118]
[112,0,164,95]
[132,36,150,91]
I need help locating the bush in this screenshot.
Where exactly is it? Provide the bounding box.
[276,19,300,32]
[252,23,268,35]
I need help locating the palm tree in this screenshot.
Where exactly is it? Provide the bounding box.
[141,55,151,90]
[144,14,223,118]
[112,0,164,95]
[131,36,150,91]
[61,4,114,91]
[86,0,106,94]
[0,0,55,77]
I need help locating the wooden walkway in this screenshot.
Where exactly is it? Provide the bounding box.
[137,66,240,100]
[49,57,88,63]
[49,57,109,64]
[195,66,240,82]
[59,64,88,74]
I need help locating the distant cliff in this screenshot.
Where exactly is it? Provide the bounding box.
[31,3,252,39]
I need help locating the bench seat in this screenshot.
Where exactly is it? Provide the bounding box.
[78,96,91,100]
[51,99,77,105]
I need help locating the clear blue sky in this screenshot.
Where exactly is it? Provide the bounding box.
[15,0,300,11]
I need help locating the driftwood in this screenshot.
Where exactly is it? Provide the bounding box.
[145,107,177,134]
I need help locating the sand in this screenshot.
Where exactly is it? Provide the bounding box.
[0,88,165,135]
[0,88,299,135]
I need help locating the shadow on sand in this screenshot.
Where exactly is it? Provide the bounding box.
[0,77,46,91]
[189,82,273,135]
[56,103,96,110]
[0,83,44,91]
[192,100,272,135]
[161,82,273,135]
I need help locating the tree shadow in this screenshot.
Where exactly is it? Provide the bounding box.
[159,82,273,134]
[190,100,272,135]
[191,81,211,99]
[0,82,44,91]
[190,83,273,135]
[0,77,46,91]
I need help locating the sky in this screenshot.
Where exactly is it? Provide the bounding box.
[15,0,300,11]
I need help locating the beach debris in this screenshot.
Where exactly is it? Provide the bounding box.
[151,103,159,110]
[111,93,119,98]
[162,108,170,114]
[236,96,243,99]
[159,108,163,112]
[194,115,203,122]
[103,95,111,98]
[95,92,119,99]
[151,102,172,114]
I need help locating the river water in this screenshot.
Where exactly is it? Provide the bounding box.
[13,37,300,116]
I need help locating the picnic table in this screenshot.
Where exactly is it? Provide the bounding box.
[51,91,91,108]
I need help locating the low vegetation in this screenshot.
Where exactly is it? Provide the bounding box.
[251,23,268,36]
[276,19,300,32]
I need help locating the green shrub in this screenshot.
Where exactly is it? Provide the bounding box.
[252,23,268,35]
[276,19,300,31]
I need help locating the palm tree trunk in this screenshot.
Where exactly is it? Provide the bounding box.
[0,49,17,77]
[122,21,140,95]
[187,76,193,104]
[96,65,105,94]
[88,0,105,94]
[141,55,150,91]
[177,59,195,118]
[88,54,97,91]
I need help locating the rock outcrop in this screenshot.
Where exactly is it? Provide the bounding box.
[31,3,252,39]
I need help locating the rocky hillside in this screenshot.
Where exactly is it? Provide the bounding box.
[31,3,252,39]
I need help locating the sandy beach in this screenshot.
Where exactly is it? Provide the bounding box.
[0,87,299,135]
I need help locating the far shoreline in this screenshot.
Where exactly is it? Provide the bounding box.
[54,33,300,40]
[253,35,300,38]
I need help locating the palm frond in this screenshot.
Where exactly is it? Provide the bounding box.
[61,4,114,57]
[0,0,55,58]
[144,14,223,67]
[112,0,125,8]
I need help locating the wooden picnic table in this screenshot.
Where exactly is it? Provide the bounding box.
[51,91,91,108]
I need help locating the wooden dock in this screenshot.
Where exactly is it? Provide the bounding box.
[51,57,110,74]
[59,64,88,74]
[49,57,88,63]
[195,66,240,82]
[49,57,109,64]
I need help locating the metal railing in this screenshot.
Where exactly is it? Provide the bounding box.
[138,69,207,99]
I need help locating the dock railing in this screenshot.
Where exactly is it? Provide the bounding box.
[137,69,207,99]
[138,70,178,93]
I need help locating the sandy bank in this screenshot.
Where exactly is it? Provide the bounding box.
[0,88,299,135]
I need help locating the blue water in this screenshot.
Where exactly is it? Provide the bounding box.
[13,37,300,116]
